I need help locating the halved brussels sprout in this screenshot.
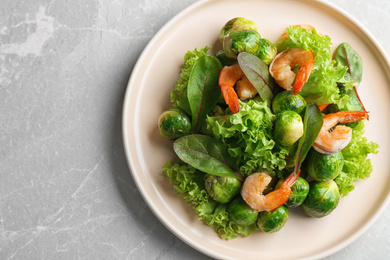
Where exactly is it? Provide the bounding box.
[158,108,191,140]
[302,180,340,218]
[257,38,277,65]
[222,30,261,59]
[275,177,309,207]
[257,205,289,233]
[204,174,242,203]
[272,91,307,116]
[273,110,304,146]
[227,196,258,225]
[305,149,344,181]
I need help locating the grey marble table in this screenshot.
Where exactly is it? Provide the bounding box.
[1,0,389,259]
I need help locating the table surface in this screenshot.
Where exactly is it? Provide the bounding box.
[1,0,389,259]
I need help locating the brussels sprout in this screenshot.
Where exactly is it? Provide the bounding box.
[221,30,261,59]
[227,196,258,225]
[257,38,277,65]
[219,17,257,43]
[204,174,242,203]
[214,49,237,67]
[275,177,309,207]
[305,149,344,181]
[158,108,191,140]
[325,93,364,128]
[302,180,340,218]
[274,110,304,146]
[272,91,307,116]
[257,205,289,233]
[219,17,260,59]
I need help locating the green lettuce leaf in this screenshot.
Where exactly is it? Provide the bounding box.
[207,99,289,176]
[276,26,353,107]
[170,46,211,114]
[162,161,258,240]
[336,121,379,196]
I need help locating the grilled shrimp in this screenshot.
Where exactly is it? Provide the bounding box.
[219,63,257,113]
[269,48,314,95]
[241,171,299,212]
[313,111,369,154]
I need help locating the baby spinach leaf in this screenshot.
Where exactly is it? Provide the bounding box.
[237,52,274,101]
[188,55,222,133]
[334,42,366,111]
[334,42,363,86]
[173,134,244,180]
[293,103,323,174]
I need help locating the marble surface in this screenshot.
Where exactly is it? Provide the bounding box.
[1,0,389,259]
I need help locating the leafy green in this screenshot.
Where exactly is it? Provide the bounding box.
[333,42,367,111]
[276,26,353,107]
[293,104,323,174]
[207,99,289,176]
[335,121,379,196]
[162,161,213,206]
[333,42,363,86]
[173,134,243,180]
[188,55,222,133]
[214,49,236,67]
[170,46,211,114]
[237,52,275,101]
[162,161,258,240]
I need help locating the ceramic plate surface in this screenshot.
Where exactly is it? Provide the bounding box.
[122,0,390,259]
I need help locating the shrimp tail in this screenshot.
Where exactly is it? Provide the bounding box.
[219,64,243,114]
[293,55,314,95]
[264,171,300,211]
[283,170,300,188]
[221,85,241,114]
[263,191,289,212]
[317,104,329,111]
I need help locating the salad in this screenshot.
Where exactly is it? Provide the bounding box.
[158,17,378,239]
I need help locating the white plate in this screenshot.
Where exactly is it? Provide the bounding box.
[122,0,390,259]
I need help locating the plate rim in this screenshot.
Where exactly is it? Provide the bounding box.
[122,0,390,259]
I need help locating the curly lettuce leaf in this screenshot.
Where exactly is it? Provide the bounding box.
[336,121,379,196]
[170,46,211,114]
[162,161,258,239]
[207,99,289,176]
[276,26,353,107]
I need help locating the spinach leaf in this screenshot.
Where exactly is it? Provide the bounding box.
[334,42,363,86]
[173,134,244,180]
[237,52,274,101]
[293,103,323,174]
[188,55,222,133]
[334,42,366,111]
